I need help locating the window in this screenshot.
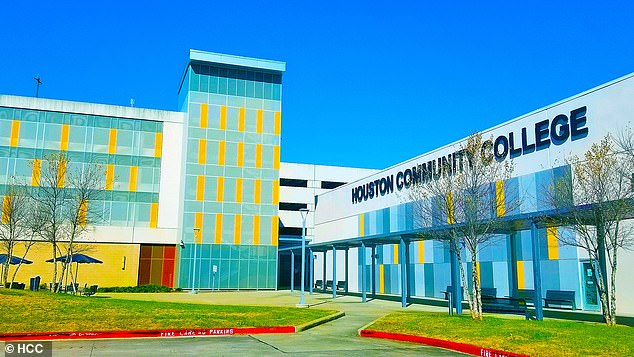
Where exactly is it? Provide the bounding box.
[278,202,307,211]
[279,227,304,236]
[321,181,346,189]
[280,178,307,187]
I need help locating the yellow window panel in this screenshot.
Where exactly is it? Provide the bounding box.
[200,104,208,128]
[237,142,244,167]
[272,180,279,205]
[31,159,41,187]
[379,264,385,294]
[196,175,205,201]
[272,216,279,246]
[194,212,203,244]
[517,261,525,290]
[78,200,88,226]
[154,133,163,158]
[2,196,12,224]
[496,180,505,217]
[253,215,261,245]
[238,108,246,132]
[256,110,263,133]
[274,111,281,135]
[105,164,114,191]
[57,160,66,188]
[255,144,262,168]
[418,241,425,264]
[219,106,227,130]
[235,178,243,203]
[254,179,261,204]
[273,146,280,170]
[447,192,455,224]
[129,166,138,192]
[10,120,20,147]
[216,177,224,202]
[393,244,399,265]
[108,128,117,155]
[215,214,223,244]
[149,203,159,228]
[197,139,207,165]
[60,124,70,151]
[234,214,242,245]
[218,140,226,166]
[547,226,559,260]
[359,214,365,237]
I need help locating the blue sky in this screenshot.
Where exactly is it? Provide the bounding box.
[1,2,633,169]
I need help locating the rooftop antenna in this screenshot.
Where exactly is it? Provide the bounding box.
[34,77,43,98]
[130,98,135,107]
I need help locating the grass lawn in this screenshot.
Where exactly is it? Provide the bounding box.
[366,311,634,357]
[0,289,336,334]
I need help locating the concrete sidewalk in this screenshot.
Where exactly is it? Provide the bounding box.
[44,291,463,356]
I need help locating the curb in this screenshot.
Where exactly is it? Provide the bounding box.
[295,311,345,332]
[359,330,529,357]
[0,326,295,342]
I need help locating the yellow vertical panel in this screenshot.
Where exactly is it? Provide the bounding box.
[517,261,525,289]
[476,262,481,284]
[2,196,11,224]
[235,178,243,203]
[108,128,117,155]
[272,180,279,205]
[496,180,505,217]
[379,264,385,294]
[60,124,70,151]
[238,108,246,131]
[105,164,114,191]
[271,216,279,246]
[418,241,425,264]
[149,203,159,228]
[274,112,281,135]
[218,140,226,166]
[129,166,138,192]
[78,200,87,226]
[253,215,261,246]
[10,120,20,147]
[237,142,244,167]
[256,110,263,133]
[254,179,261,204]
[198,139,207,165]
[547,226,559,260]
[359,214,365,237]
[273,146,280,170]
[215,214,223,244]
[447,192,455,224]
[234,214,242,245]
[154,133,163,158]
[393,244,399,264]
[200,104,208,128]
[196,175,205,201]
[219,106,227,130]
[255,144,262,168]
[57,160,66,188]
[194,212,203,244]
[31,159,41,187]
[216,177,224,202]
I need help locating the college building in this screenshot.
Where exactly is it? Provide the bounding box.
[2,49,634,316]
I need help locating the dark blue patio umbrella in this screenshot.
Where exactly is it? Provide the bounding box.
[0,254,33,265]
[46,253,103,292]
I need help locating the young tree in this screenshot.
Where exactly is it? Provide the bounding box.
[31,152,106,292]
[408,133,515,320]
[0,181,37,287]
[547,135,634,325]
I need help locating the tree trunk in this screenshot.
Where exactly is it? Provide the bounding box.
[9,244,33,289]
[458,254,475,318]
[592,258,611,325]
[470,249,482,320]
[609,251,618,326]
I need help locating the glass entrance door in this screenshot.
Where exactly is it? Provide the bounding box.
[581,261,600,311]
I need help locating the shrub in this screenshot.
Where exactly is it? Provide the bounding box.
[97,284,177,293]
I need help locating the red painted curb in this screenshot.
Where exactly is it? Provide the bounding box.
[0,326,296,341]
[360,329,529,357]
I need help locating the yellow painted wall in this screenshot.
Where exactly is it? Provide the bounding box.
[8,242,140,288]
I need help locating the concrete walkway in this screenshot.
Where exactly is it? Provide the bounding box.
[47,291,464,356]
